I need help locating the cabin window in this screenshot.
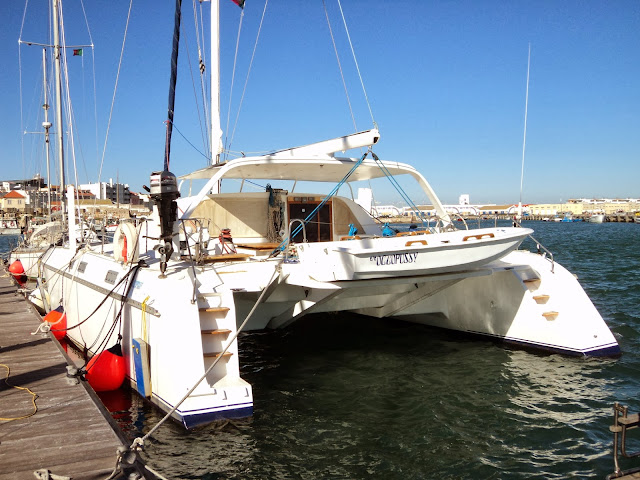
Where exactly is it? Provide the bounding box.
[77,261,87,274]
[287,199,332,243]
[105,270,118,285]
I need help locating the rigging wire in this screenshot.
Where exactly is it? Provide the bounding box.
[78,0,101,186]
[182,8,210,163]
[223,5,245,162]
[322,0,358,133]
[196,0,211,160]
[170,120,210,161]
[98,0,133,190]
[372,156,429,225]
[227,0,269,157]
[136,260,283,446]
[269,151,370,256]
[18,1,29,182]
[58,0,76,190]
[337,0,376,128]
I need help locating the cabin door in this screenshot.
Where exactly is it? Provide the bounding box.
[287,199,332,243]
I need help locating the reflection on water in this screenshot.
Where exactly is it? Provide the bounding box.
[107,315,623,479]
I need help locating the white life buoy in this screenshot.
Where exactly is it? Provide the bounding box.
[113,222,140,264]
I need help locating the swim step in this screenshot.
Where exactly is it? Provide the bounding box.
[198,307,230,313]
[201,329,232,335]
[542,311,559,320]
[533,295,550,304]
[203,351,233,358]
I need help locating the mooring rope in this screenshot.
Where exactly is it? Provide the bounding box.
[0,364,38,422]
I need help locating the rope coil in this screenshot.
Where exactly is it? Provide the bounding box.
[0,364,38,422]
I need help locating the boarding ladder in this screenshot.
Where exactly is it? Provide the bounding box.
[607,402,640,479]
[194,289,240,392]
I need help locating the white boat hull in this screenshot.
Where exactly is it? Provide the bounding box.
[34,217,620,428]
[40,245,253,428]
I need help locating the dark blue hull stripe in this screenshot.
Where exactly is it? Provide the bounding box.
[467,330,621,356]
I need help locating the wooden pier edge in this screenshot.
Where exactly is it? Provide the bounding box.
[0,264,157,480]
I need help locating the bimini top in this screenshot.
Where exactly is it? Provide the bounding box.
[180,128,389,183]
[178,128,450,222]
[179,155,422,184]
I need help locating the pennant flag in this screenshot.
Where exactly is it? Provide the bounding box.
[73,49,83,56]
[231,0,245,8]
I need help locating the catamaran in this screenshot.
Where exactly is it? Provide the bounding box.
[32,0,619,428]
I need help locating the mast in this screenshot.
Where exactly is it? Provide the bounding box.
[52,0,66,223]
[210,0,222,192]
[150,0,182,278]
[164,0,183,171]
[42,48,52,223]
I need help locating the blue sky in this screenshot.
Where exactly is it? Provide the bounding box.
[1,0,638,205]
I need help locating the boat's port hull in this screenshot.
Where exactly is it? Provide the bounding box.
[39,245,254,427]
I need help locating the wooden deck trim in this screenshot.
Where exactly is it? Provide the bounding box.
[201,253,252,263]
[234,243,281,250]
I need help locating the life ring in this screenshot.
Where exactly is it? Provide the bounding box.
[113,222,140,264]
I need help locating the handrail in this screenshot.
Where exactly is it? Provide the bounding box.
[284,219,307,263]
[288,219,307,244]
[527,234,554,273]
[448,213,469,230]
[179,218,205,304]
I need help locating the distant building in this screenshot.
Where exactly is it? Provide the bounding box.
[0,190,27,212]
[76,189,97,200]
[372,205,402,217]
[79,180,130,204]
[129,192,142,206]
[399,195,521,217]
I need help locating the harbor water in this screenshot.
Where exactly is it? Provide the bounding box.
[3,221,639,479]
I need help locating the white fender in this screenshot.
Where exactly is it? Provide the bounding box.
[113,222,140,264]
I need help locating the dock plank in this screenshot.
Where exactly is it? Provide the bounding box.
[0,267,131,480]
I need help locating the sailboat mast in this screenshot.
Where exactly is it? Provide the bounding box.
[52,0,66,222]
[42,48,53,223]
[164,0,183,170]
[210,0,222,167]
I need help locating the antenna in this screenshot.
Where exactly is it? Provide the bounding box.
[518,43,531,221]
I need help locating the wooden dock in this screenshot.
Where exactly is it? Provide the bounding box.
[0,266,146,480]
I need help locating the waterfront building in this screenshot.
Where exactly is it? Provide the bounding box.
[0,190,26,213]
[79,180,131,204]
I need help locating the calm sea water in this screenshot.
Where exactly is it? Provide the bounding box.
[3,221,640,479]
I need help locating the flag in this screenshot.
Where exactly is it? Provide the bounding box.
[231,0,244,8]
[73,49,83,56]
